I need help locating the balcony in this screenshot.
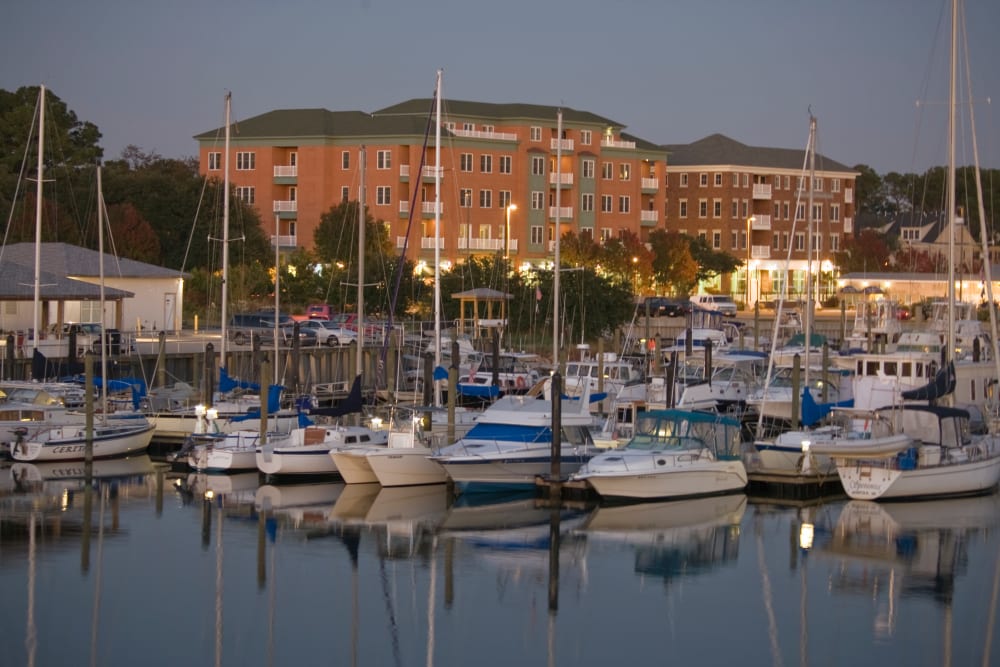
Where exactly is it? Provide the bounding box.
[395,236,445,250]
[273,165,297,177]
[457,237,518,252]
[750,245,771,260]
[270,234,298,248]
[273,200,297,213]
[640,210,659,225]
[844,216,853,233]
[600,138,636,150]
[421,202,444,217]
[752,184,772,200]
[549,172,574,187]
[399,201,410,214]
[452,128,517,141]
[844,188,853,204]
[641,177,659,192]
[750,214,772,230]
[548,206,573,220]
[421,166,445,181]
[399,164,410,181]
[550,138,574,152]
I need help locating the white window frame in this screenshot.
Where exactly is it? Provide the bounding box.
[236,152,255,170]
[582,159,595,179]
[580,129,592,145]
[460,153,473,172]
[376,150,391,170]
[208,152,221,171]
[499,155,512,174]
[480,154,493,174]
[581,193,594,212]
[460,188,473,208]
[618,195,630,213]
[531,156,545,175]
[601,195,613,213]
[531,191,544,210]
[376,186,391,206]
[479,189,492,208]
[530,126,542,141]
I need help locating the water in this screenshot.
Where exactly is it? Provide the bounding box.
[2,458,999,667]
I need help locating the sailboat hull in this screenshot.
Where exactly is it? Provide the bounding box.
[11,421,155,461]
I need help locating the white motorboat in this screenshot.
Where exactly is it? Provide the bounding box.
[572,409,747,500]
[11,416,155,462]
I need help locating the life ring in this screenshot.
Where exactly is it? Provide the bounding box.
[516,376,526,390]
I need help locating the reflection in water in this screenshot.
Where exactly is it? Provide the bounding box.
[2,458,999,667]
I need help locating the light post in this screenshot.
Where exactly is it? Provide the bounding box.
[632,255,639,298]
[504,203,517,262]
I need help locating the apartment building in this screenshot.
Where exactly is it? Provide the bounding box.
[194,101,667,270]
[663,134,857,304]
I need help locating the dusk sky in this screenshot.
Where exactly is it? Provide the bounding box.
[3,0,998,176]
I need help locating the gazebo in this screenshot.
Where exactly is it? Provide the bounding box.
[452,287,512,341]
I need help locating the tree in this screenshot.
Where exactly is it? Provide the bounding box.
[834,229,894,273]
[688,234,741,284]
[105,202,161,264]
[647,229,698,295]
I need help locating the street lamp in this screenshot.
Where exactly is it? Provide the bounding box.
[504,203,517,261]
[632,255,639,297]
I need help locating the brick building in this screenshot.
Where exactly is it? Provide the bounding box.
[663,133,857,305]
[194,100,667,272]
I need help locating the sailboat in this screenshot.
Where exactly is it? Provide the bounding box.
[12,158,155,462]
[148,93,303,443]
[807,0,1000,501]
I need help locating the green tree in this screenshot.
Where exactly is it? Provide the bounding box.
[648,229,698,295]
[688,234,741,284]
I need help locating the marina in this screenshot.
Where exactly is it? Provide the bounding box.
[1,460,998,666]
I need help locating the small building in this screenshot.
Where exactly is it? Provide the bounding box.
[0,242,187,335]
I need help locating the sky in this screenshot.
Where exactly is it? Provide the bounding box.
[2,0,999,176]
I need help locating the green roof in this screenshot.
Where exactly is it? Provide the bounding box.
[663,134,855,173]
[194,108,435,142]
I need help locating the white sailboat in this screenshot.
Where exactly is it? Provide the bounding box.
[12,136,154,462]
[807,0,1000,500]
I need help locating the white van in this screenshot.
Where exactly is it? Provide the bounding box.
[688,294,738,316]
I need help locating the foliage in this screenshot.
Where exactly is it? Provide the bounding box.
[688,235,741,285]
[833,229,894,273]
[647,229,698,295]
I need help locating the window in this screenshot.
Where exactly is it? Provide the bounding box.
[830,234,840,251]
[581,193,594,212]
[499,155,512,174]
[463,122,474,132]
[582,159,595,179]
[531,226,543,244]
[479,190,492,208]
[580,130,592,145]
[812,204,823,221]
[773,174,781,190]
[783,175,790,189]
[679,173,689,187]
[530,126,542,141]
[773,232,780,249]
[480,155,493,173]
[460,188,472,208]
[531,191,544,210]
[830,204,841,222]
[531,156,545,175]
[601,195,613,213]
[699,173,708,187]
[795,203,805,221]
[208,152,221,171]
[782,232,789,249]
[713,199,722,218]
[812,177,823,192]
[832,178,841,193]
[742,174,750,188]
[712,231,722,249]
[341,186,350,202]
[376,150,391,170]
[732,173,739,187]
[499,190,512,208]
[714,173,722,187]
[443,121,455,131]
[698,199,708,218]
[600,228,612,242]
[602,162,613,180]
[342,151,350,169]
[811,234,822,251]
[782,202,790,219]
[236,152,255,170]
[731,230,739,249]
[235,186,254,204]
[619,164,631,181]
[773,203,780,218]
[460,153,473,172]
[618,195,630,213]
[741,200,749,218]
[679,199,688,218]
[376,186,391,205]
[482,124,494,133]
[794,232,805,251]
[732,200,739,218]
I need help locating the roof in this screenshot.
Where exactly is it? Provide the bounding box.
[374,99,625,129]
[662,133,855,173]
[194,108,434,142]
[451,287,511,300]
[0,243,185,300]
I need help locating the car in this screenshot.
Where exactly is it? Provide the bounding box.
[688,294,739,317]
[306,304,334,320]
[229,312,317,347]
[298,319,357,347]
[643,297,691,318]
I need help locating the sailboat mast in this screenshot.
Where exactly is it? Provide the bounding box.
[433,70,443,406]
[32,85,44,353]
[357,146,366,380]
[220,92,231,363]
[552,110,562,367]
[97,166,109,415]
[946,0,957,363]
[804,114,816,380]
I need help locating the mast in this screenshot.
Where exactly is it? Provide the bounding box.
[552,110,562,367]
[32,85,44,353]
[97,166,109,416]
[357,146,366,381]
[804,114,817,381]
[433,70,443,406]
[220,92,231,363]
[273,213,281,386]
[946,0,957,365]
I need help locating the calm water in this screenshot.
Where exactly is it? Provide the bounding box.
[2,456,999,667]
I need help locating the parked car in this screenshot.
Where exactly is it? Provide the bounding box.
[643,297,691,318]
[688,294,739,316]
[298,319,357,347]
[306,303,334,320]
[229,312,316,347]
[49,322,129,355]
